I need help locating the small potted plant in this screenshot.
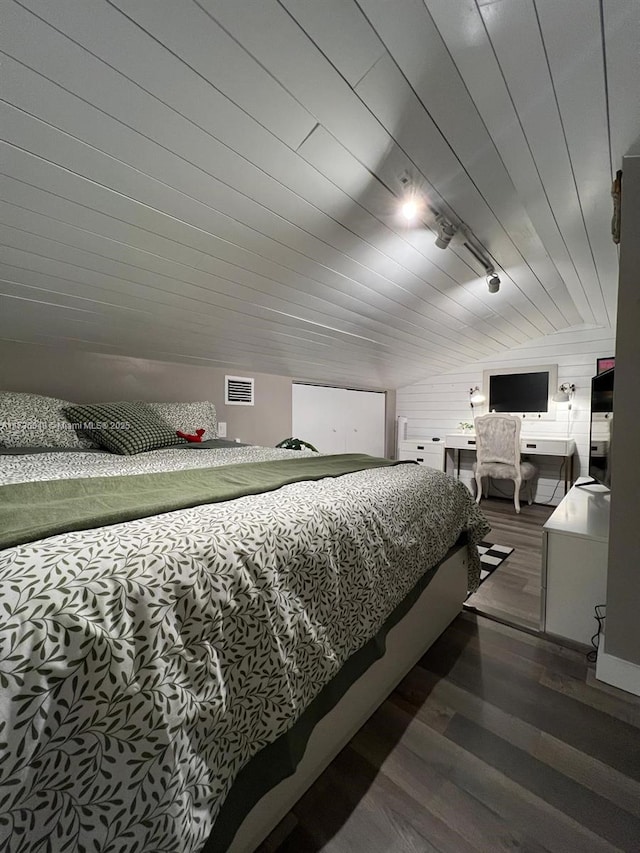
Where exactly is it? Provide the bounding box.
[458,421,474,434]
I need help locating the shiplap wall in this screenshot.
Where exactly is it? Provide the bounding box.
[396,327,616,505]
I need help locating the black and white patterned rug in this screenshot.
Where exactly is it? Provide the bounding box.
[477,541,514,586]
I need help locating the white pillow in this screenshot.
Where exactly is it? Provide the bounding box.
[143,401,217,439]
[0,392,96,448]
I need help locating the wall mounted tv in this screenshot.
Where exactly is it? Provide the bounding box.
[483,365,557,420]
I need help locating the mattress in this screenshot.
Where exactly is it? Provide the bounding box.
[0,446,488,852]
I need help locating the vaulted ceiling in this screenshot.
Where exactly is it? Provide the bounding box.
[1,0,638,389]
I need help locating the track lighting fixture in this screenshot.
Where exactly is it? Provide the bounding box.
[434,214,458,249]
[486,272,501,293]
[396,185,499,290]
[461,234,500,292]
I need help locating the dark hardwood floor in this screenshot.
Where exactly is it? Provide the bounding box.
[465,497,555,631]
[262,612,640,853]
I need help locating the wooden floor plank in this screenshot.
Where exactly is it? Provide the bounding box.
[352,709,548,853]
[362,699,619,853]
[446,714,640,851]
[395,662,640,821]
[541,668,640,728]
[420,627,640,781]
[263,613,640,853]
[288,745,444,853]
[465,498,554,629]
[446,616,588,681]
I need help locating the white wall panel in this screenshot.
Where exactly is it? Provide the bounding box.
[354,56,568,336]
[0,226,480,380]
[425,0,600,328]
[1,76,513,368]
[0,165,471,357]
[108,0,316,149]
[0,201,461,355]
[286,0,579,337]
[478,0,607,325]
[535,0,618,325]
[0,140,486,370]
[298,126,543,343]
[603,0,640,165]
[355,0,577,329]
[14,0,315,150]
[278,0,386,87]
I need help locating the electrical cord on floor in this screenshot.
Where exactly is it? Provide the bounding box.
[587,604,606,663]
[539,459,567,506]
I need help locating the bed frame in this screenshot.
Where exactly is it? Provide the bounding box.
[225,545,469,852]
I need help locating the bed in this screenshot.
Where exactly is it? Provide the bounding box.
[0,428,488,852]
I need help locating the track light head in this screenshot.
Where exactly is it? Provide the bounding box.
[486,273,500,293]
[434,215,457,249]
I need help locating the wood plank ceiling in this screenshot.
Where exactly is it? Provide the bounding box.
[1,0,637,389]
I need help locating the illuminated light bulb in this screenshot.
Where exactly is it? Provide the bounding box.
[401,199,420,223]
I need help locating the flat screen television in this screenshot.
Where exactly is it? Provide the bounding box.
[489,371,550,413]
[484,365,558,420]
[585,367,614,488]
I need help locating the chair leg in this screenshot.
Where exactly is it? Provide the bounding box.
[528,477,534,505]
[475,471,483,504]
[513,476,522,513]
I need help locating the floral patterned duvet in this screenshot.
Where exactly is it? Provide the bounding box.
[0,446,488,852]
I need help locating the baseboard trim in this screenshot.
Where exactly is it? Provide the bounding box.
[596,637,640,697]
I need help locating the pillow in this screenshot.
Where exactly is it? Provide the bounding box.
[144,401,217,439]
[0,392,96,449]
[62,402,187,455]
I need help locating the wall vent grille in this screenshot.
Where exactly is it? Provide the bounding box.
[225,376,254,406]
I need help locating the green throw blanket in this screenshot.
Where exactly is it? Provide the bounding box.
[0,453,407,550]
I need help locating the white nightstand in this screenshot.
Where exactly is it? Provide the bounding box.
[397,439,445,471]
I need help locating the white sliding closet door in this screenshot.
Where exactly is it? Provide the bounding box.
[292,384,346,454]
[292,384,386,456]
[342,389,385,456]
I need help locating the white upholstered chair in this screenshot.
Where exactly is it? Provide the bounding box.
[473,413,537,514]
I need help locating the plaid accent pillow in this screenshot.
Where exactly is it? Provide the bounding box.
[63,402,186,455]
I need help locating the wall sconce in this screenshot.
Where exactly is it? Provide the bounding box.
[552,383,576,409]
[469,386,486,409]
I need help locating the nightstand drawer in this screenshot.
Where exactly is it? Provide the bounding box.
[445,434,477,449]
[520,437,574,455]
[398,440,444,471]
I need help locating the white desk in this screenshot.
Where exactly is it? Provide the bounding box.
[444,433,576,495]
